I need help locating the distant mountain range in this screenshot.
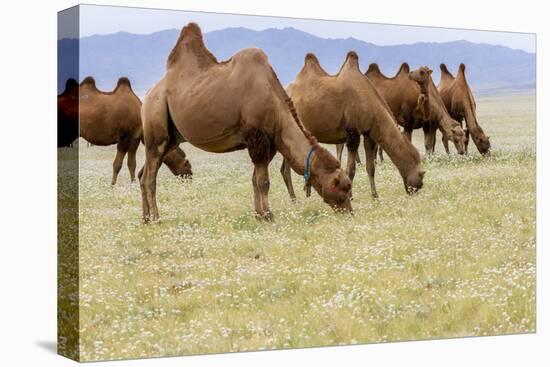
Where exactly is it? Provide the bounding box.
[58,27,535,96]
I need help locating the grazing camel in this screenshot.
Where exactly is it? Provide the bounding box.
[57,78,79,148]
[438,63,491,155]
[68,77,192,184]
[139,23,352,223]
[280,52,425,200]
[365,63,466,156]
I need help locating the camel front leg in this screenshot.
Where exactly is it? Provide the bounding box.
[112,139,130,186]
[252,164,273,220]
[423,124,436,156]
[364,135,378,198]
[335,144,344,163]
[377,144,384,162]
[127,138,140,182]
[140,145,165,223]
[441,133,450,154]
[280,159,296,202]
[464,129,470,155]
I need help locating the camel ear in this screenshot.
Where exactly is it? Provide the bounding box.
[333,177,340,187]
[428,68,433,75]
[419,170,426,178]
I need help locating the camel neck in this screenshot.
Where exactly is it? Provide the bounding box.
[368,104,419,178]
[463,100,481,133]
[275,114,315,175]
[422,79,455,136]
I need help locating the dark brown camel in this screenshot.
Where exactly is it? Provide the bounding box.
[365,63,466,156]
[57,78,79,148]
[438,63,491,155]
[139,23,352,223]
[280,52,425,200]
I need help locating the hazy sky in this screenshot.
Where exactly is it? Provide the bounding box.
[68,4,535,53]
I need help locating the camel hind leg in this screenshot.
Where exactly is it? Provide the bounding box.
[345,127,360,184]
[141,145,166,222]
[139,78,176,223]
[280,159,296,202]
[112,138,131,186]
[126,138,140,183]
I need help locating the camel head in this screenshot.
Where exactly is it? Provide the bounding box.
[472,132,491,156]
[404,168,426,194]
[179,159,193,178]
[309,147,353,212]
[401,143,426,194]
[449,120,467,155]
[408,66,432,83]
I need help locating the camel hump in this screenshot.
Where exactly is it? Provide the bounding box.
[116,77,132,88]
[458,63,466,77]
[345,51,359,66]
[305,52,319,64]
[181,22,203,39]
[167,22,217,68]
[302,52,327,76]
[398,62,410,74]
[366,63,381,75]
[65,78,78,90]
[439,63,455,83]
[440,63,452,75]
[346,51,359,61]
[340,50,360,71]
[80,76,96,88]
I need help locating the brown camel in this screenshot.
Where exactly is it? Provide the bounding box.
[365,63,466,156]
[79,76,142,185]
[438,63,491,155]
[78,76,192,185]
[280,52,425,200]
[57,78,79,148]
[139,23,352,223]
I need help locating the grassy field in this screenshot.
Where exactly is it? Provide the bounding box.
[64,93,535,361]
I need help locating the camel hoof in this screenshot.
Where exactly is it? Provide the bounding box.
[290,197,297,204]
[256,211,274,221]
[131,178,136,183]
[372,192,379,199]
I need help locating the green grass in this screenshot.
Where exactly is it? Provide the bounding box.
[62,93,535,361]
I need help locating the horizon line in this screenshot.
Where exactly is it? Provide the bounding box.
[62,26,536,54]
